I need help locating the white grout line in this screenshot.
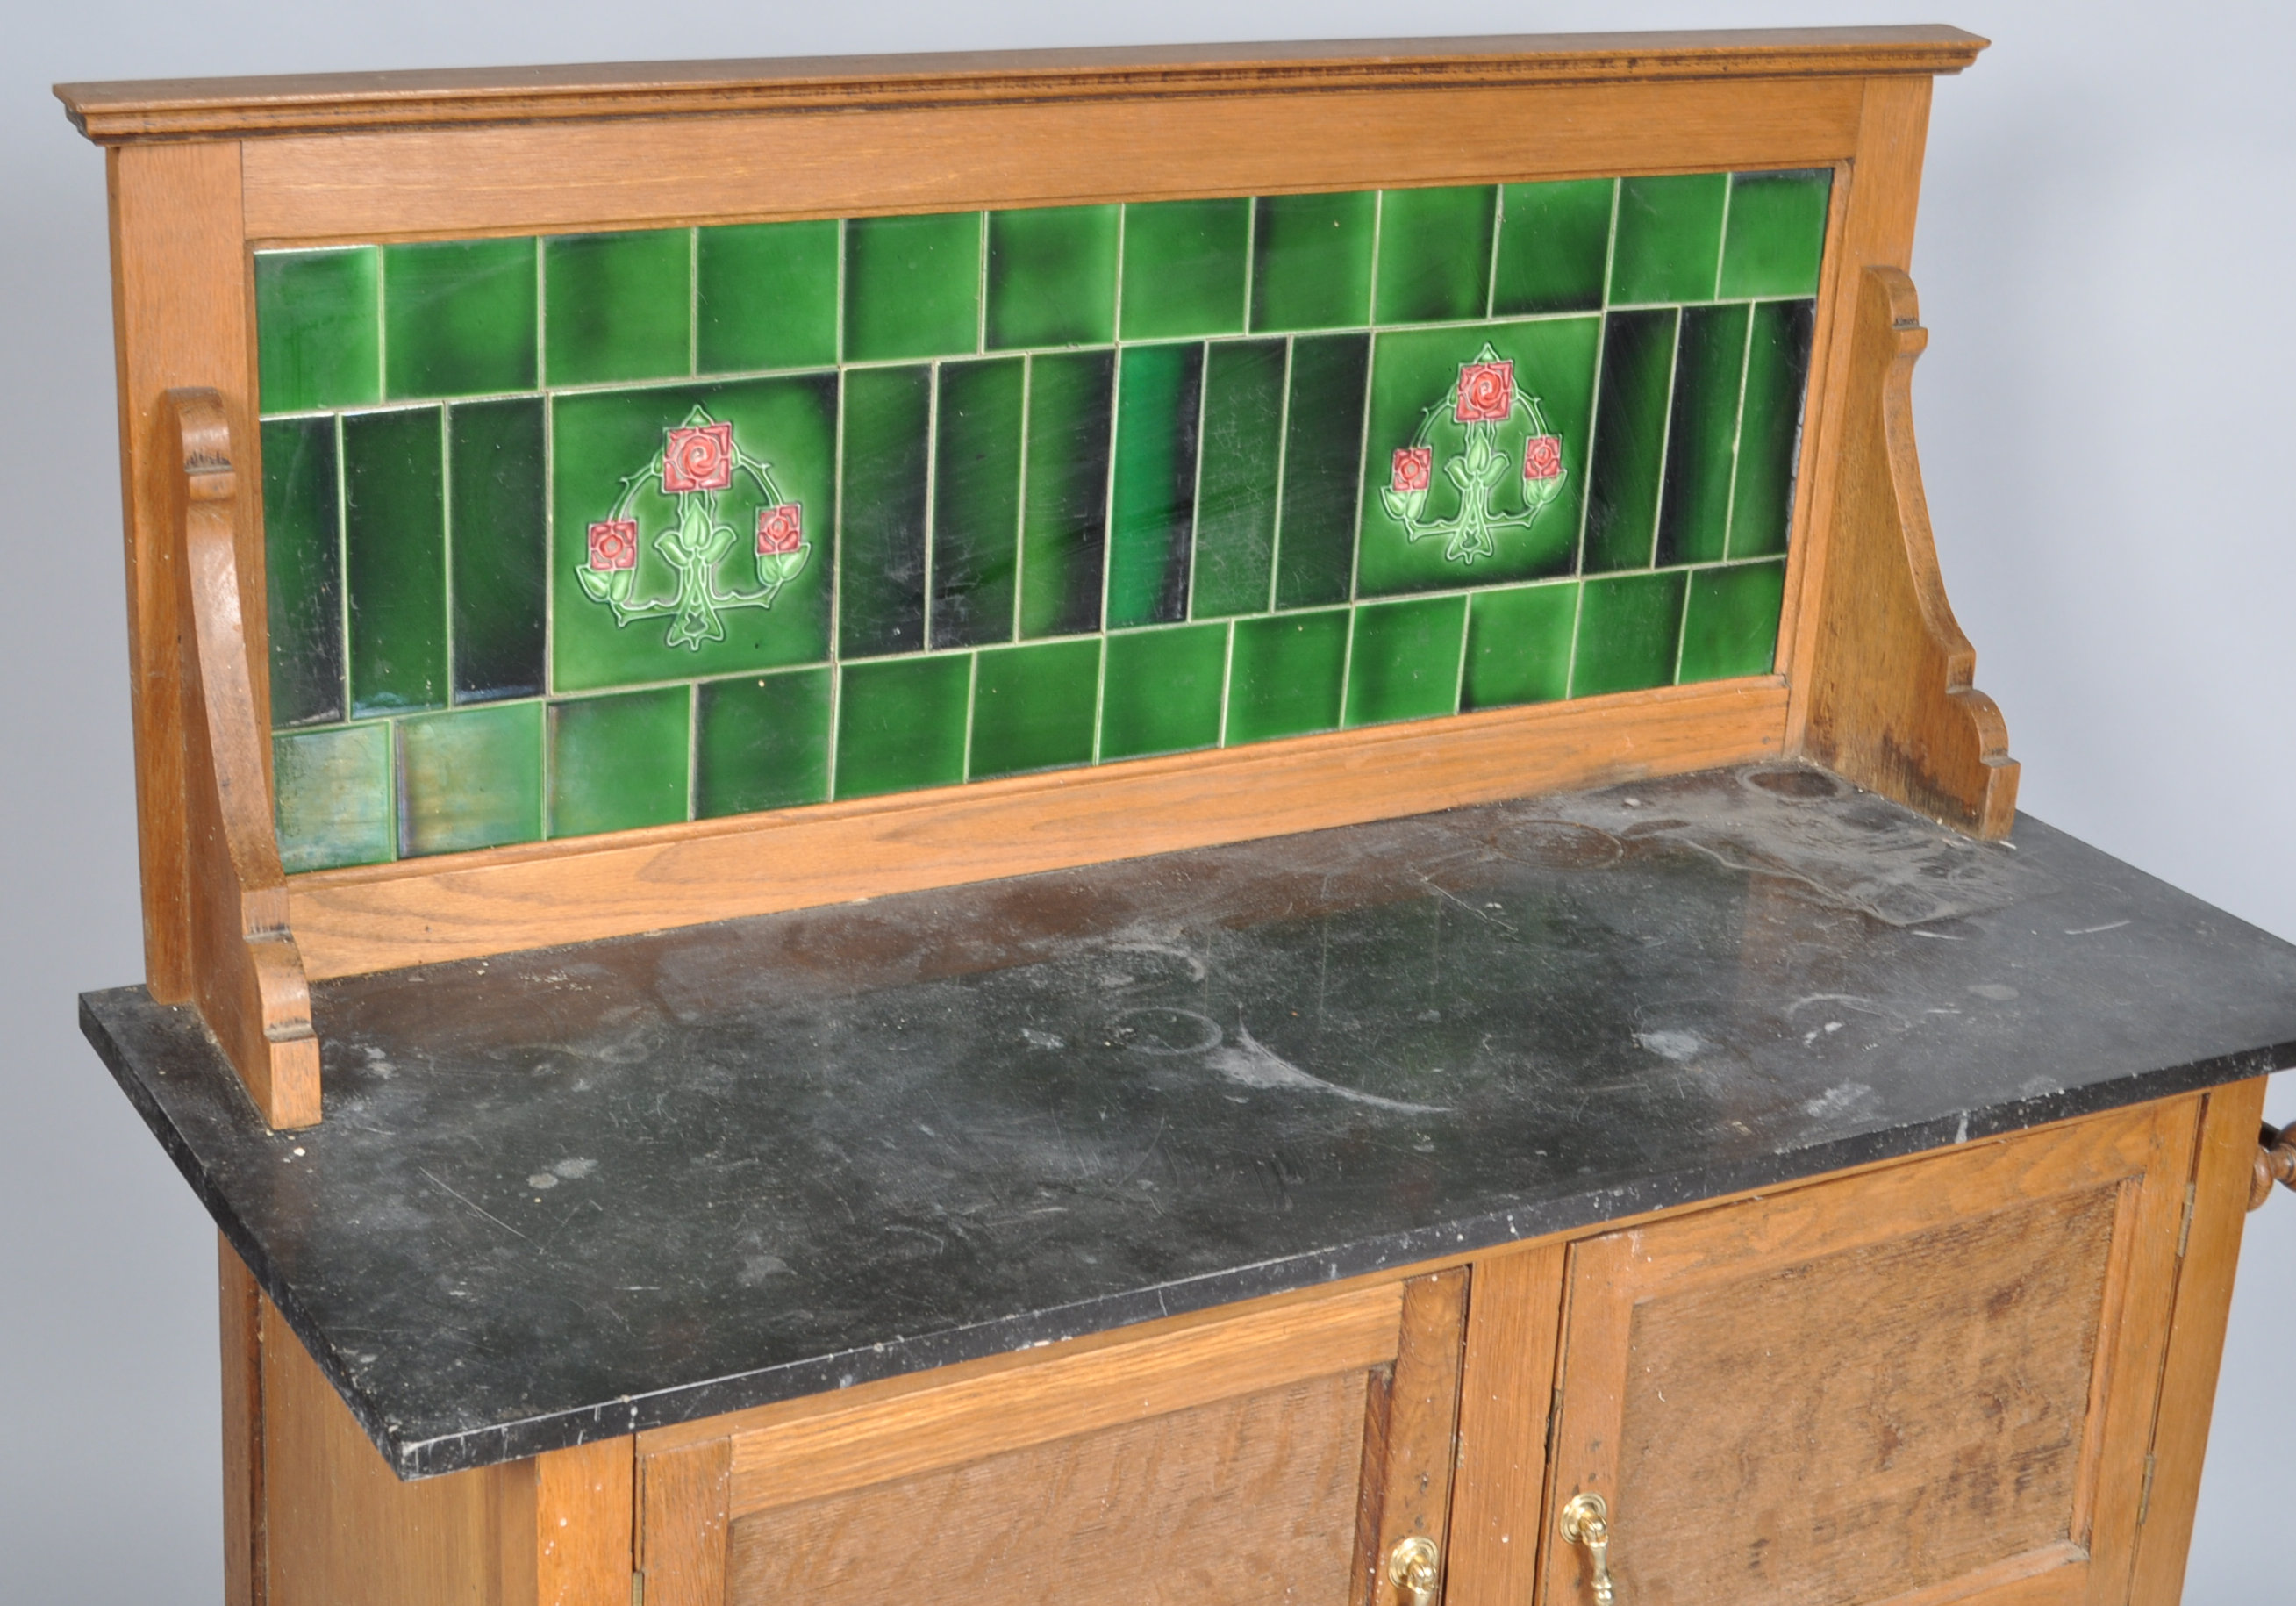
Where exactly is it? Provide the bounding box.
[921,362,941,650]
[1263,336,1295,613]
[1720,303,1758,561]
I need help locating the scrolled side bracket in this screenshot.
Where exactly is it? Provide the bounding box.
[2254,1121,2296,1211]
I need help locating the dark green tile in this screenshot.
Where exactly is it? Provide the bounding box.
[544,230,691,387]
[931,357,1025,649]
[1019,350,1113,638]
[697,220,840,374]
[839,365,932,658]
[1226,609,1347,743]
[834,654,972,799]
[383,238,536,400]
[1583,309,1679,574]
[274,724,391,871]
[1720,169,1832,300]
[1358,318,1600,598]
[548,686,690,838]
[256,248,379,413]
[1345,596,1465,728]
[1251,192,1375,333]
[262,417,342,728]
[396,701,542,857]
[1463,582,1578,710]
[970,637,1101,778]
[844,212,982,362]
[1610,174,1728,305]
[1656,304,1750,567]
[448,398,546,703]
[1119,198,1249,341]
[1106,343,1203,630]
[344,407,446,717]
[1100,623,1227,760]
[1374,186,1497,326]
[1678,560,1786,684]
[1572,570,1687,697]
[988,205,1117,350]
[1189,340,1287,619]
[1728,299,1816,558]
[695,667,833,816]
[1275,333,1370,610]
[552,372,837,692]
[1491,180,1613,317]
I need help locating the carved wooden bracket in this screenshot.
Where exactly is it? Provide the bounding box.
[2253,1121,2296,1211]
[162,388,321,1129]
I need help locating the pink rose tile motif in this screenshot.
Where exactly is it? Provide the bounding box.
[1391,447,1433,494]
[662,422,735,494]
[755,504,803,556]
[586,519,639,572]
[1523,434,1564,483]
[1453,360,1515,424]
[1382,341,1569,566]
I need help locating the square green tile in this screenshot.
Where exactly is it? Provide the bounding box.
[1346,596,1466,728]
[1189,339,1287,619]
[543,230,692,387]
[697,220,840,374]
[1275,333,1370,610]
[1571,570,1687,697]
[274,724,391,871]
[1374,186,1496,326]
[1019,350,1113,639]
[839,365,932,658]
[1463,582,1578,711]
[1251,191,1375,333]
[548,686,690,838]
[1728,299,1816,558]
[256,248,379,414]
[988,205,1117,350]
[844,212,982,362]
[835,654,972,799]
[383,238,537,400]
[396,701,542,857]
[1107,342,1203,630]
[1720,169,1833,300]
[343,406,446,718]
[931,357,1026,649]
[1100,623,1227,760]
[1491,180,1614,317]
[1226,609,1347,744]
[1678,561,1786,684]
[449,398,546,704]
[695,667,833,817]
[262,417,342,728]
[1583,309,1678,574]
[970,638,1101,778]
[1119,198,1249,341]
[1656,304,1750,567]
[1609,174,1728,305]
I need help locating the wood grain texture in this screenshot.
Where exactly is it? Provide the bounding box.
[2252,1117,2296,1210]
[1366,1271,1469,1605]
[222,1237,268,1606]
[1444,1244,1569,1606]
[638,1440,730,1606]
[495,1438,634,1606]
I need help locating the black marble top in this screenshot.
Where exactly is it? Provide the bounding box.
[79,765,2296,1479]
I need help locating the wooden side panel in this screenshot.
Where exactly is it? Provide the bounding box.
[1445,1244,1569,1606]
[497,1438,635,1606]
[1366,1271,1470,1601]
[221,1238,267,1606]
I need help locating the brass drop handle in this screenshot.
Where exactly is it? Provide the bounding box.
[2252,1121,2296,1211]
[1386,1535,1441,1606]
[1560,1492,1616,1605]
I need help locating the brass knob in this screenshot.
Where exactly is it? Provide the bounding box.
[1386,1535,1441,1606]
[1560,1492,1616,1605]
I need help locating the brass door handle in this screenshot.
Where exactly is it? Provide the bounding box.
[1560,1492,1616,1605]
[1386,1535,1441,1606]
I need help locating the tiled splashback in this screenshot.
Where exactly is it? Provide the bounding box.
[260,171,1828,871]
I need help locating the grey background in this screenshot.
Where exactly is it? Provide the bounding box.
[3,1,2288,1597]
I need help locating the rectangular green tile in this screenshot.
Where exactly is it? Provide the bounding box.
[1720,169,1833,300]
[988,205,1117,350]
[697,219,840,374]
[835,654,972,799]
[1374,186,1496,326]
[931,357,1025,649]
[1106,342,1203,630]
[1572,570,1687,697]
[1491,180,1613,317]
[1656,304,1751,567]
[1345,595,1465,728]
[1100,623,1227,760]
[396,701,542,857]
[383,238,537,400]
[695,667,833,817]
[1188,339,1287,619]
[274,724,391,871]
[543,229,692,386]
[1226,609,1347,743]
[1119,198,1249,341]
[343,407,446,717]
[1019,349,1113,638]
[1583,309,1678,574]
[262,417,342,728]
[1251,191,1375,333]
[1609,174,1728,305]
[1728,299,1816,558]
[970,637,1101,778]
[548,686,690,838]
[448,398,546,704]
[1463,582,1577,711]
[844,212,982,362]
[1678,560,1786,684]
[256,248,379,413]
[839,365,932,658]
[1274,333,1370,610]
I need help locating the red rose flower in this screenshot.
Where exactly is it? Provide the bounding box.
[587,520,639,571]
[1391,447,1433,494]
[1523,434,1564,482]
[662,422,735,493]
[1454,360,1515,423]
[756,503,803,556]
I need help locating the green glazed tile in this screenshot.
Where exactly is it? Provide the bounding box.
[1728,299,1816,558]
[1346,596,1466,728]
[1491,180,1613,317]
[695,666,833,816]
[544,230,692,387]
[1656,304,1750,567]
[988,205,1118,350]
[839,365,932,658]
[549,686,690,838]
[344,407,446,717]
[1106,343,1203,630]
[1356,316,1600,599]
[1189,339,1287,619]
[931,357,1026,649]
[1119,198,1249,341]
[274,724,392,871]
[1678,560,1786,684]
[396,700,543,857]
[262,417,343,728]
[1719,169,1832,300]
[845,212,982,362]
[449,398,546,704]
[1100,623,1227,760]
[1572,570,1687,697]
[256,248,379,414]
[697,220,840,374]
[1463,582,1578,711]
[1226,609,1347,743]
[1275,333,1370,610]
[970,637,1101,778]
[1583,309,1679,574]
[1374,186,1497,326]
[835,654,972,799]
[551,372,837,692]
[1609,174,1728,305]
[1019,350,1113,638]
[1251,192,1375,333]
[383,238,537,400]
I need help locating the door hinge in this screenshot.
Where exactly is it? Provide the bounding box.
[2137,1452,2157,1524]
[2177,1183,2196,1259]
